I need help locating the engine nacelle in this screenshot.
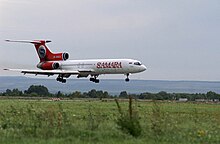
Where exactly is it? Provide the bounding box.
[62,53,69,60]
[37,62,60,70]
[47,52,69,61]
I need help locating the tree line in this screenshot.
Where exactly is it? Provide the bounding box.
[0,85,220,101]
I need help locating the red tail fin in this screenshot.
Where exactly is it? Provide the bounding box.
[33,40,69,62]
[5,40,69,62]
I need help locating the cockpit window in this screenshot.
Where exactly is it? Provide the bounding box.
[134,62,142,66]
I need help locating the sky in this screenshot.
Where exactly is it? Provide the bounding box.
[0,0,220,81]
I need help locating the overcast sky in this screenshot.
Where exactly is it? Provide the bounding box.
[0,0,220,81]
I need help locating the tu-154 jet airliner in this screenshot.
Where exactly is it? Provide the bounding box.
[4,40,146,83]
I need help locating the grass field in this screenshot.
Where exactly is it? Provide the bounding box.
[0,99,219,144]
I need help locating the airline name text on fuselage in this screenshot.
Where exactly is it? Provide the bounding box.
[96,62,122,69]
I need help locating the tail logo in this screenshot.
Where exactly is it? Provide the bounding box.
[38,45,46,58]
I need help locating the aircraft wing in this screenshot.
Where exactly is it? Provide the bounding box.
[3,69,80,76]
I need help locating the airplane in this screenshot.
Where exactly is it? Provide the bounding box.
[4,40,147,83]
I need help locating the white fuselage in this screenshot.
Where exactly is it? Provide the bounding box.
[57,59,146,75]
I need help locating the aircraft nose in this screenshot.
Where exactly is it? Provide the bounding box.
[141,65,147,72]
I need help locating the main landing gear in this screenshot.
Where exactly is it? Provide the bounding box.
[56,76,66,83]
[90,75,100,83]
[125,73,130,82]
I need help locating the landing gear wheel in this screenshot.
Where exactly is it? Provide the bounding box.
[62,79,66,83]
[90,75,99,83]
[57,76,66,83]
[125,73,130,82]
[94,79,100,83]
[56,77,61,81]
[90,78,95,82]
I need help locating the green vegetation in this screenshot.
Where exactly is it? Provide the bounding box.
[115,96,142,137]
[1,85,220,101]
[24,85,50,96]
[0,99,219,144]
[0,85,220,143]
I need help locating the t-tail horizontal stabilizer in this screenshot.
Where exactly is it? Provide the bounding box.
[5,40,51,44]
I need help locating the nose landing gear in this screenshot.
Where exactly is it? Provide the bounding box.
[125,73,130,82]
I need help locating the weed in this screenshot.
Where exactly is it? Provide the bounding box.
[151,101,164,137]
[115,96,142,137]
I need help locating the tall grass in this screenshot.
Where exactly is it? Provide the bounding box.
[115,96,142,137]
[0,100,219,144]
